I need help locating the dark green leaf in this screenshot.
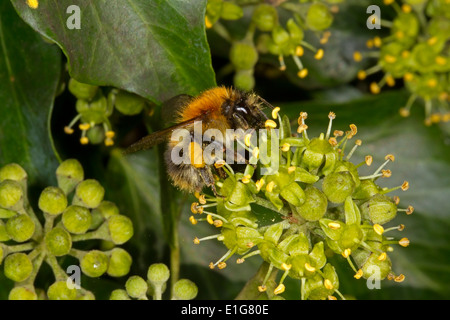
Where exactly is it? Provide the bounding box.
[0,0,61,186]
[11,0,216,103]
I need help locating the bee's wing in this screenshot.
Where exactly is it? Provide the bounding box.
[161,94,195,126]
[123,116,202,155]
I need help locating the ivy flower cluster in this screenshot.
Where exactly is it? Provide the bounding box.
[64,78,149,146]
[190,109,411,300]
[0,160,134,300]
[205,0,344,90]
[354,0,449,124]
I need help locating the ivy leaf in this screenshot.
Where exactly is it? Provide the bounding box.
[0,0,61,186]
[12,0,216,103]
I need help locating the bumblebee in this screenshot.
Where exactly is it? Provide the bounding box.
[124,86,273,194]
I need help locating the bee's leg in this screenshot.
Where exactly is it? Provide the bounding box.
[198,166,223,198]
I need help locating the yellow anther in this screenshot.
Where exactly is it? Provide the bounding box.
[205,16,213,29]
[399,238,410,247]
[79,123,91,131]
[381,169,392,178]
[26,0,39,9]
[295,46,304,57]
[373,36,382,47]
[342,248,351,258]
[255,178,265,191]
[401,50,410,59]
[357,70,367,80]
[288,166,296,174]
[393,195,400,205]
[193,237,200,244]
[206,214,214,225]
[354,269,363,279]
[328,222,341,230]
[191,202,199,214]
[427,79,438,88]
[281,263,292,271]
[258,285,267,293]
[214,159,226,168]
[350,124,357,136]
[271,106,281,119]
[398,224,405,231]
[328,295,337,300]
[218,262,227,269]
[213,220,223,228]
[236,258,245,264]
[370,82,381,94]
[304,263,316,272]
[80,137,89,145]
[328,111,336,120]
[378,252,387,261]
[427,36,438,45]
[383,0,394,5]
[244,133,252,147]
[384,54,397,63]
[401,181,409,191]
[281,143,290,152]
[209,262,215,269]
[324,279,334,290]
[333,130,344,137]
[64,126,74,134]
[399,107,410,117]
[274,284,285,295]
[104,138,114,147]
[265,180,275,193]
[299,112,308,119]
[105,130,115,139]
[436,56,447,66]
[366,39,374,48]
[403,72,414,82]
[386,75,396,87]
[298,68,308,78]
[355,139,362,146]
[189,216,197,225]
[265,119,277,129]
[385,154,395,162]
[373,224,384,235]
[297,124,308,134]
[394,274,405,282]
[353,51,362,62]
[406,205,414,215]
[246,242,254,248]
[328,137,337,146]
[314,49,324,60]
[198,194,207,205]
[252,147,260,159]
[396,31,405,39]
[402,4,412,12]
[242,174,251,184]
[365,155,373,166]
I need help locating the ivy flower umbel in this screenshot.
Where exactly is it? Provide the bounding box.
[0,159,134,300]
[205,0,342,91]
[190,109,411,300]
[354,0,450,124]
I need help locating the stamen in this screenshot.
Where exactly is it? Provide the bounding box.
[365,155,373,166]
[271,107,281,119]
[265,119,277,129]
[278,55,286,71]
[324,279,334,290]
[399,238,410,247]
[325,112,336,140]
[373,224,384,235]
[281,143,291,152]
[354,269,363,279]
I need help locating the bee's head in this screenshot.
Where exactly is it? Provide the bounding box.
[222,92,270,130]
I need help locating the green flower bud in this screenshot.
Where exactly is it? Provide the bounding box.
[107,248,132,277]
[0,221,10,242]
[113,90,146,116]
[271,25,290,46]
[302,136,337,175]
[306,3,333,31]
[0,163,27,183]
[77,291,95,300]
[280,182,305,207]
[252,4,278,32]
[92,200,119,219]
[45,227,72,256]
[230,42,258,71]
[81,250,109,277]
[107,215,133,245]
[56,159,84,195]
[233,69,255,91]
[147,263,170,285]
[338,224,363,251]
[295,186,327,221]
[172,279,198,300]
[360,194,397,225]
[68,78,98,101]
[76,93,109,125]
[38,186,68,215]
[89,209,105,230]
[6,214,35,242]
[125,275,148,299]
[286,18,304,43]
[0,180,23,210]
[4,253,33,282]
[0,208,17,219]
[306,263,339,300]
[86,125,105,145]
[360,252,392,281]
[352,180,380,200]
[8,286,38,300]
[322,171,356,204]
[47,281,77,300]
[62,205,92,234]
[220,1,243,20]
[110,289,131,300]
[73,179,105,209]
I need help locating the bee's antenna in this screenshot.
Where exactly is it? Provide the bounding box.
[258,96,275,110]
